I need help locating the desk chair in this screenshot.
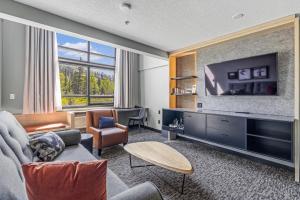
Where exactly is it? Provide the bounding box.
[128,108,146,131]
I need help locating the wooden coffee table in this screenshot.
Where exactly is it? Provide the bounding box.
[124,141,193,194]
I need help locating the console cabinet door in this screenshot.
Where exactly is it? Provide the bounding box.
[206,115,246,149]
[184,112,206,139]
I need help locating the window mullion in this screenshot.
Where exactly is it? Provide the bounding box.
[87,41,91,106]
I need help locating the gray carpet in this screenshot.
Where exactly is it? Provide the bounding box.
[96,129,300,200]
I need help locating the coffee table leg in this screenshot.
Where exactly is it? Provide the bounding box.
[129,154,132,168]
[128,154,154,168]
[181,174,186,194]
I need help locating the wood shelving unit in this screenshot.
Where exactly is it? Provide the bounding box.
[169,52,197,108]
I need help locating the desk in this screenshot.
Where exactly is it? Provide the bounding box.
[116,108,148,126]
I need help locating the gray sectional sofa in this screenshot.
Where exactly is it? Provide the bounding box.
[0,111,163,200]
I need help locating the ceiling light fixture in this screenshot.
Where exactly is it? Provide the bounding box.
[120,2,132,12]
[232,13,245,20]
[120,2,132,25]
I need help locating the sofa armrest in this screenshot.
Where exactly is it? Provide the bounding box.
[110,182,163,200]
[115,123,128,131]
[30,129,81,146]
[55,129,81,146]
[87,127,102,149]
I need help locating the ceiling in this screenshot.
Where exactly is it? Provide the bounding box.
[15,0,300,52]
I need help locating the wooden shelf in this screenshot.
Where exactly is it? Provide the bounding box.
[170,75,198,80]
[171,93,197,96]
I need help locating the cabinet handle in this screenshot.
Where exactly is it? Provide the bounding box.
[221,119,229,123]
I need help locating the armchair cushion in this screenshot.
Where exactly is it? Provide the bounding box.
[99,117,115,129]
[101,128,126,147]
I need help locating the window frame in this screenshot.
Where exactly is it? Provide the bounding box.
[58,40,116,108]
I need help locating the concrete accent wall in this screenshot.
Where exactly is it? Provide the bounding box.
[1,20,26,113]
[139,55,169,130]
[197,27,294,116]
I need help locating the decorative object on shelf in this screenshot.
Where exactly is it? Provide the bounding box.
[192,85,197,93]
[238,68,252,80]
[227,71,238,79]
[169,118,184,130]
[171,87,197,95]
[253,66,269,79]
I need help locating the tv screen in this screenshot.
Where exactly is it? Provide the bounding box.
[205,53,278,96]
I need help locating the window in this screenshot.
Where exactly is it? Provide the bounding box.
[57,33,116,107]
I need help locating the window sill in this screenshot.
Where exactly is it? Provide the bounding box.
[63,106,114,112]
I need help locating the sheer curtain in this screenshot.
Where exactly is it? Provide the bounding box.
[23,26,62,114]
[114,49,139,108]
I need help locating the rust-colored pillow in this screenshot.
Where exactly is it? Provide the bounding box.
[22,160,107,200]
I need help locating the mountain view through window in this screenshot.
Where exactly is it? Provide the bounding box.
[57,33,116,107]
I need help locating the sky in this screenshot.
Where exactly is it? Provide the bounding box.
[57,33,115,77]
[57,33,116,66]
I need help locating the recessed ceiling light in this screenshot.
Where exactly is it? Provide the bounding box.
[232,13,245,20]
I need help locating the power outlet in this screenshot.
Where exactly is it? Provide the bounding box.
[198,102,203,108]
[158,120,160,124]
[9,94,15,100]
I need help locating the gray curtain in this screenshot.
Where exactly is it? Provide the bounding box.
[23,26,61,114]
[114,49,139,108]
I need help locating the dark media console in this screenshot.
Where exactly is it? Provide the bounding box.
[162,108,294,167]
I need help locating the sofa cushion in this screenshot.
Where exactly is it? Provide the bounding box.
[0,111,33,163]
[0,132,28,200]
[55,144,96,162]
[106,169,129,199]
[54,144,129,198]
[22,160,107,200]
[30,132,65,161]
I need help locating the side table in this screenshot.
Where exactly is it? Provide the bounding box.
[80,133,93,153]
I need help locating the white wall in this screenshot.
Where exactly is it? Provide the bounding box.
[0,19,2,110]
[1,19,26,113]
[0,0,167,59]
[139,55,169,130]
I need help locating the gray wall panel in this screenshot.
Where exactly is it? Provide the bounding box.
[1,20,25,113]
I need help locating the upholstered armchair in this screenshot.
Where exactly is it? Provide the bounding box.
[86,109,128,155]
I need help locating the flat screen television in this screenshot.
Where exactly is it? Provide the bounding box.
[205,53,278,96]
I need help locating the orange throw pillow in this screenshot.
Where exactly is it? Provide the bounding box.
[22,160,107,200]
